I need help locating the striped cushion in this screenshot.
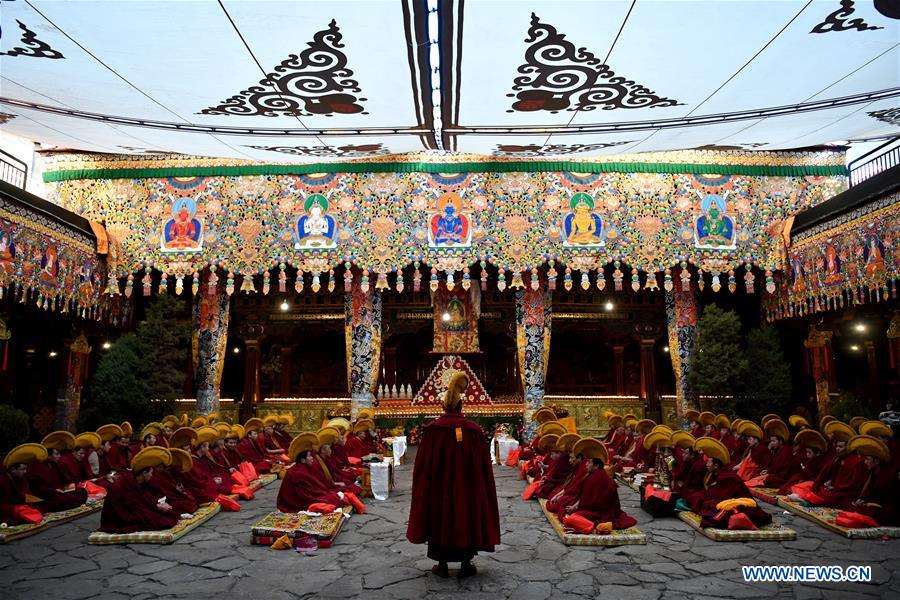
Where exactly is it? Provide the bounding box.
[776,496,900,539]
[749,487,779,505]
[539,499,646,546]
[87,501,221,545]
[0,500,103,544]
[251,508,348,544]
[677,510,796,541]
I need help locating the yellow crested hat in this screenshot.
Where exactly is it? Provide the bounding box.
[317,426,342,447]
[190,416,208,429]
[140,422,163,439]
[353,419,375,434]
[572,438,608,463]
[537,434,560,452]
[263,415,280,427]
[168,447,193,472]
[533,407,558,424]
[288,432,319,461]
[244,418,264,433]
[327,418,351,434]
[794,430,827,453]
[4,443,48,468]
[42,431,76,452]
[643,430,673,450]
[96,424,124,443]
[131,447,171,473]
[859,420,892,439]
[74,432,101,450]
[169,427,198,449]
[556,433,581,453]
[671,430,696,449]
[696,437,730,465]
[848,434,890,463]
[824,421,855,443]
[194,426,219,446]
[443,371,470,412]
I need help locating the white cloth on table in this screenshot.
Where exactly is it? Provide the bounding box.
[497,437,519,463]
[389,436,407,466]
[369,457,392,500]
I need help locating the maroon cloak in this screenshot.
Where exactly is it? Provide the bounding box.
[763,444,800,488]
[237,436,274,473]
[684,469,772,528]
[546,460,589,518]
[27,460,88,507]
[345,434,377,459]
[673,452,707,496]
[406,412,500,562]
[276,461,344,512]
[98,471,179,533]
[572,468,637,530]
[146,470,198,515]
[536,453,573,499]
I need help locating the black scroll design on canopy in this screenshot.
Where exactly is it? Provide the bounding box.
[245,143,389,158]
[200,20,367,117]
[506,14,681,114]
[2,20,65,59]
[810,0,884,33]
[868,107,900,126]
[0,112,16,125]
[493,141,632,157]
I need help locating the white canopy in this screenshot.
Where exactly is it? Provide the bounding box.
[1,0,898,162]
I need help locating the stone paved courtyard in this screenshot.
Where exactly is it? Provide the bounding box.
[1,450,897,599]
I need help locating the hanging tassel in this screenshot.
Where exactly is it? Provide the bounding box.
[663,268,673,292]
[446,271,455,291]
[497,271,507,292]
[727,270,736,293]
[360,270,370,293]
[395,270,405,293]
[262,271,271,295]
[159,271,168,295]
[344,262,354,292]
[278,264,287,293]
[413,261,421,292]
[208,267,219,296]
[547,261,557,291]
[312,272,321,293]
[175,275,184,296]
[226,272,236,295]
[479,261,487,291]
[462,267,471,291]
[2,341,8,371]
[613,262,623,292]
[295,273,305,293]
[328,269,336,292]
[597,268,606,291]
[192,271,200,296]
[430,269,439,293]
[581,271,590,290]
[563,267,572,291]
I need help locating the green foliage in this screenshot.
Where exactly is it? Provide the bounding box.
[83,295,189,429]
[688,304,747,412]
[0,404,29,452]
[829,392,873,423]
[736,325,793,420]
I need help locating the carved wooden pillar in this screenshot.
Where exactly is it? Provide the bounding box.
[280,346,292,397]
[193,271,230,416]
[889,313,900,378]
[639,339,659,419]
[612,345,626,396]
[241,322,263,421]
[804,326,835,416]
[62,333,91,432]
[864,340,881,411]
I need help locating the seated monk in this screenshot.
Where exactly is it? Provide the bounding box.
[790,421,866,506]
[345,419,382,461]
[757,419,800,488]
[192,426,246,498]
[534,434,571,499]
[277,433,356,513]
[844,435,898,524]
[546,436,590,517]
[729,419,747,460]
[28,431,88,508]
[215,424,260,484]
[145,448,199,516]
[606,416,631,457]
[58,433,94,484]
[161,415,180,445]
[167,427,219,504]
[99,447,180,534]
[778,430,828,494]
[273,415,295,450]
[684,409,703,439]
[132,423,164,456]
[616,419,656,471]
[96,424,125,477]
[1,444,83,523]
[325,418,360,479]
[237,418,276,474]
[526,422,567,479]
[561,438,637,531]
[262,416,289,458]
[732,421,770,479]
[671,431,707,497]
[716,415,737,456]
[317,426,362,495]
[600,411,617,443]
[683,438,772,529]
[698,412,717,439]
[111,423,133,470]
[859,420,900,475]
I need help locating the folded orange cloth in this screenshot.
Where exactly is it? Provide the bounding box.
[216,494,241,511]
[270,534,292,550]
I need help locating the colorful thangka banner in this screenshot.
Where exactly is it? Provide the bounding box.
[432,285,480,353]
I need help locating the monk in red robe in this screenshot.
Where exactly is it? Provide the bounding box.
[535,435,573,499]
[345,419,381,460]
[683,438,772,529]
[791,422,866,507]
[29,432,88,508]
[237,419,275,473]
[318,426,363,494]
[96,424,125,476]
[192,426,248,498]
[562,438,637,530]
[277,433,349,512]
[760,420,800,488]
[273,416,295,450]
[2,444,87,522]
[546,452,588,518]
[671,432,706,496]
[145,448,199,516]
[778,430,828,494]
[262,417,289,458]
[99,447,180,534]
[407,372,500,579]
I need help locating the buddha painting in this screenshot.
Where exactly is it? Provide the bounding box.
[823,242,842,285]
[444,297,467,332]
[694,193,736,249]
[791,257,805,293]
[295,193,337,249]
[0,229,14,274]
[161,198,203,252]
[561,192,604,246]
[39,245,59,286]
[428,192,471,247]
[863,233,886,277]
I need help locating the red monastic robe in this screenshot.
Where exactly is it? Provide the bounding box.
[572,468,637,530]
[27,460,88,507]
[237,436,274,473]
[536,453,573,499]
[59,454,90,483]
[345,433,377,459]
[406,412,500,557]
[683,469,773,529]
[98,471,179,533]
[545,460,589,517]
[763,444,801,488]
[276,461,345,512]
[145,470,198,515]
[673,452,707,496]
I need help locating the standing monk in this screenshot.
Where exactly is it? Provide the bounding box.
[407,372,500,579]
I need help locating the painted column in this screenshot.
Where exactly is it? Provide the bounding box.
[193,270,230,416]
[639,338,659,419]
[345,276,382,419]
[62,333,91,431]
[280,346,292,396]
[515,283,551,441]
[804,326,834,416]
[889,314,900,378]
[864,340,881,411]
[241,322,264,419]
[664,287,699,420]
[612,345,626,396]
